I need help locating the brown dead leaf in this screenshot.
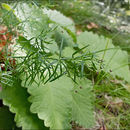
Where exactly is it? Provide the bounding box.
[87,22,99,30]
[76,29,82,35]
[105,95,123,108]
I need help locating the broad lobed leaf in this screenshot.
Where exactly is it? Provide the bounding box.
[78,31,130,83]
[26,76,73,129]
[0,106,18,129]
[0,78,48,129]
[43,8,75,33]
[72,78,95,128]
[21,75,95,129]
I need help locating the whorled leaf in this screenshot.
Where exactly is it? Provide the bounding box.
[0,78,48,129]
[78,31,130,83]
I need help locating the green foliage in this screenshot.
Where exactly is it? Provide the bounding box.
[49,0,130,56]
[0,1,130,130]
[0,6,19,28]
[94,80,130,129]
[12,2,75,49]
[78,31,130,83]
[13,2,49,39]
[21,75,95,129]
[25,76,73,129]
[95,83,130,105]
[52,26,75,48]
[50,0,106,26]
[43,8,75,33]
[0,106,19,129]
[72,78,95,128]
[0,78,48,129]
[0,2,95,129]
[17,36,37,52]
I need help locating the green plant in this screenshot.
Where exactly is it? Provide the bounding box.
[0,2,95,129]
[0,1,130,130]
[77,31,130,83]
